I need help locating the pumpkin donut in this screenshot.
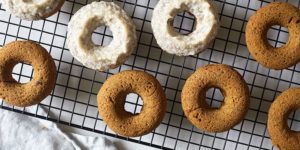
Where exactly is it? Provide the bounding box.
[268,88,300,150]
[97,70,166,137]
[2,0,65,20]
[67,1,137,71]
[181,64,249,132]
[151,0,219,56]
[246,2,300,70]
[0,41,57,107]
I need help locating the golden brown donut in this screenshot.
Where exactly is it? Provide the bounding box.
[245,2,300,70]
[0,41,57,107]
[181,64,249,132]
[268,88,300,150]
[97,70,167,137]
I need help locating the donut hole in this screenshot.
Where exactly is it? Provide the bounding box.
[267,25,289,48]
[170,11,196,35]
[92,26,113,47]
[124,93,144,115]
[287,109,300,132]
[205,88,224,108]
[12,63,34,84]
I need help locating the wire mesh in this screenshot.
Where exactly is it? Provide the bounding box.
[0,0,300,149]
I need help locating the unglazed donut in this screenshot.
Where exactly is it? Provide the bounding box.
[246,2,300,70]
[2,0,65,20]
[67,1,137,71]
[0,41,57,107]
[151,0,219,56]
[268,88,300,150]
[181,64,249,132]
[97,70,166,137]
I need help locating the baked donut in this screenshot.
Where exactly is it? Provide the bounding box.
[246,2,300,70]
[2,0,65,20]
[181,64,249,132]
[151,0,219,56]
[268,88,300,150]
[97,70,166,137]
[0,41,57,107]
[67,1,137,71]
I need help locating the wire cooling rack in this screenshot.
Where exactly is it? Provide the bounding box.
[1,0,300,149]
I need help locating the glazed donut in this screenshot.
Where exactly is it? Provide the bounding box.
[67,1,137,71]
[181,64,249,132]
[97,70,166,137]
[151,0,219,56]
[0,41,57,107]
[268,88,300,150]
[2,0,65,20]
[246,2,300,70]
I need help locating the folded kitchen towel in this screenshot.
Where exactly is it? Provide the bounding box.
[0,107,117,150]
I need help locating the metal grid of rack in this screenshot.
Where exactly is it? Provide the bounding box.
[0,0,300,149]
